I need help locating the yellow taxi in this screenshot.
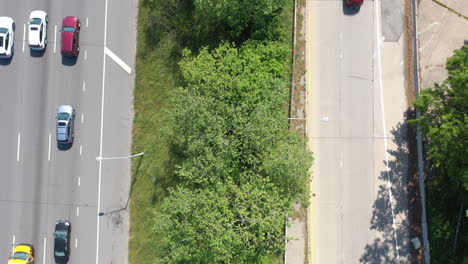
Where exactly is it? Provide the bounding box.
[8,244,34,264]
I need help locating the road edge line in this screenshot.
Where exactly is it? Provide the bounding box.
[96,0,109,263]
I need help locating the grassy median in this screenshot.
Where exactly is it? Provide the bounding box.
[128,2,181,263]
[129,0,296,263]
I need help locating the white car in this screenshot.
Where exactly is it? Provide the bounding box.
[0,16,14,58]
[28,10,47,50]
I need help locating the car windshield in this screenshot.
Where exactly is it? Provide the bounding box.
[30,18,42,25]
[57,112,70,120]
[62,26,75,32]
[55,229,67,238]
[12,252,29,260]
[0,28,7,33]
[55,250,65,257]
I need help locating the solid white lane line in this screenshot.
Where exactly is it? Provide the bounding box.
[16,133,20,162]
[96,1,109,263]
[22,24,25,52]
[75,238,78,248]
[82,81,86,92]
[104,47,132,74]
[85,49,87,60]
[80,145,82,156]
[48,133,51,161]
[86,17,89,28]
[54,25,57,54]
[78,177,81,187]
[76,206,80,216]
[375,0,401,262]
[42,237,46,264]
[81,114,84,124]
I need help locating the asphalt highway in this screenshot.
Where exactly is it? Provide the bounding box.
[0,0,137,263]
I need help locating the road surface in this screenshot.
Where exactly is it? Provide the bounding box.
[0,0,137,263]
[308,0,412,263]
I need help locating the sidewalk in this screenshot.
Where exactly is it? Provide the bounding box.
[417,0,468,89]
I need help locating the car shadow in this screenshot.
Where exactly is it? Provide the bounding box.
[61,55,78,66]
[30,48,46,57]
[343,0,361,15]
[57,142,73,151]
[0,57,13,65]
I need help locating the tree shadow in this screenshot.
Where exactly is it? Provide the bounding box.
[151,141,182,204]
[360,109,423,263]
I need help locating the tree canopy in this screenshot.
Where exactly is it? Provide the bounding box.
[413,46,468,192]
[156,42,312,263]
[412,45,468,263]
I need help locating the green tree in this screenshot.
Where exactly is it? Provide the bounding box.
[169,42,311,200]
[143,0,289,49]
[193,0,288,41]
[411,46,468,263]
[155,182,290,264]
[412,46,468,191]
[157,41,312,263]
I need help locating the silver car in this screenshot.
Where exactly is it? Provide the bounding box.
[56,105,75,144]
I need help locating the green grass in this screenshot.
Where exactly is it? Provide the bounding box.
[128,3,182,264]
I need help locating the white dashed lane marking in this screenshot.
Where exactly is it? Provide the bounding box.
[48,133,51,161]
[22,24,26,52]
[53,25,57,53]
[16,133,20,162]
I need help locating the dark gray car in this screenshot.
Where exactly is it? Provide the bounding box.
[56,105,75,144]
[54,220,71,263]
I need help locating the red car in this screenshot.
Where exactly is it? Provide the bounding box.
[346,0,363,8]
[61,16,80,57]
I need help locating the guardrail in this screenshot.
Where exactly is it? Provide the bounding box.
[410,0,431,262]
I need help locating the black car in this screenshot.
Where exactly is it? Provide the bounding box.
[54,220,71,263]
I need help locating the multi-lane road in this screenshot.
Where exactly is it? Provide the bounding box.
[0,0,137,263]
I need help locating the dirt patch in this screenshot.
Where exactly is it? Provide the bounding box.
[290,0,307,137]
[404,0,416,106]
[403,0,424,263]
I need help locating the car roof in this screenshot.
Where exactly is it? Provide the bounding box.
[61,31,74,53]
[54,237,66,248]
[29,26,41,45]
